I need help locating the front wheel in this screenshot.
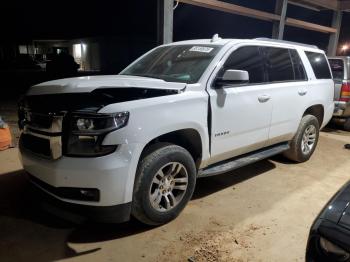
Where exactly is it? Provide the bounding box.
[283,115,320,163]
[132,144,196,225]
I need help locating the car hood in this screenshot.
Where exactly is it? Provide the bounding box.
[27,75,187,96]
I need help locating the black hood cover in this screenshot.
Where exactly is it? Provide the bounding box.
[22,87,179,113]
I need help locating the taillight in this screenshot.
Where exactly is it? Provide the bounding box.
[340,82,350,102]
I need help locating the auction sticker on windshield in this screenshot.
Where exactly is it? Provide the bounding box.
[189,46,214,53]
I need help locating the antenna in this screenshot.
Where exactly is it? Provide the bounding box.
[211,34,221,43]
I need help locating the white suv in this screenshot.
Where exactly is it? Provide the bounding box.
[19,36,334,225]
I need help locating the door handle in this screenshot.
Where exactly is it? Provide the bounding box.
[258,94,271,103]
[298,89,308,96]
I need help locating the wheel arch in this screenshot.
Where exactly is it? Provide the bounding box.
[303,104,324,127]
[140,128,203,169]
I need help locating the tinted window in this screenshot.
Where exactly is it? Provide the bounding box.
[220,46,265,84]
[290,49,307,81]
[328,59,344,80]
[263,47,294,82]
[305,52,332,79]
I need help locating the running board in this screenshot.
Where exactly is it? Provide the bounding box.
[198,143,290,178]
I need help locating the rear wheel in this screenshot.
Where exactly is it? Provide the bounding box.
[132,144,196,225]
[283,115,320,163]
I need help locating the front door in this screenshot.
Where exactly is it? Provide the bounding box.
[207,46,273,164]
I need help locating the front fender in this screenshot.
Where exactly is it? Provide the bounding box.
[100,91,210,164]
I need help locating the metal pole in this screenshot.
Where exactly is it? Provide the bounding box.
[327,10,342,56]
[157,0,174,45]
[272,0,288,39]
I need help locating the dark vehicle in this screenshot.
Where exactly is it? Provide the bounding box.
[306,181,350,261]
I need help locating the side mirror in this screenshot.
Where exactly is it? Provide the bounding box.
[215,69,249,88]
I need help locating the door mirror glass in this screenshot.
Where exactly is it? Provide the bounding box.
[215,69,249,88]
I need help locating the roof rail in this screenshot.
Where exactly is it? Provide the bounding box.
[254,38,318,49]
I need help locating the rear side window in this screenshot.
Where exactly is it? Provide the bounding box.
[328,59,344,80]
[263,47,294,82]
[305,52,332,79]
[289,50,307,81]
[221,46,266,84]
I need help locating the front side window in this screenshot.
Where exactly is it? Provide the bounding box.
[120,45,221,84]
[328,59,344,80]
[218,46,266,84]
[305,51,332,79]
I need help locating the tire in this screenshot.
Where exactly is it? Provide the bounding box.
[131,143,196,225]
[344,118,350,131]
[283,115,320,163]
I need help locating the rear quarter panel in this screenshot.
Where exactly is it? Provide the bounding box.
[298,49,334,128]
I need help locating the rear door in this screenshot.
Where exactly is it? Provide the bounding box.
[261,47,309,145]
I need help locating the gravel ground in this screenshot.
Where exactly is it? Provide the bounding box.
[0,110,350,261]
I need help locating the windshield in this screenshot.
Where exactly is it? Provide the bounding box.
[120,45,222,84]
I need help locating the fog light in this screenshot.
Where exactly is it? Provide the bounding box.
[80,189,96,197]
[76,188,100,201]
[320,237,350,261]
[59,187,100,202]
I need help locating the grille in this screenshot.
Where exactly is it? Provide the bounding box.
[26,112,53,129]
[20,110,65,160]
[18,93,104,159]
[20,134,51,157]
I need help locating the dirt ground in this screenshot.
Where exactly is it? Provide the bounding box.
[1,122,350,261]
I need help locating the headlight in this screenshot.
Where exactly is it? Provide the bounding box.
[71,112,129,135]
[65,112,129,157]
[320,237,350,261]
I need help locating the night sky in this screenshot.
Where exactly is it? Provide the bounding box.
[0,1,158,41]
[1,0,349,53]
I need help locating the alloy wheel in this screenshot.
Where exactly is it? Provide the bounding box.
[301,124,317,155]
[149,162,188,212]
